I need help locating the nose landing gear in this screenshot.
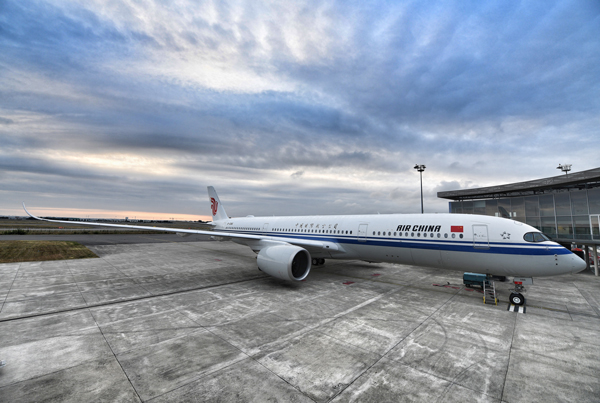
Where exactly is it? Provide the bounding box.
[509,278,532,306]
[509,291,525,306]
[312,258,325,266]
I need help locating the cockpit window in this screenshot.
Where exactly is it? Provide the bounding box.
[523,232,551,242]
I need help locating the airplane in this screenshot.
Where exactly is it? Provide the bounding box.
[23,186,586,306]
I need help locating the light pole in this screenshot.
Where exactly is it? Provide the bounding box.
[557,164,571,177]
[414,164,426,214]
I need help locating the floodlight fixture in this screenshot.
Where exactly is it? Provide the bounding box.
[414,164,426,213]
[557,164,572,176]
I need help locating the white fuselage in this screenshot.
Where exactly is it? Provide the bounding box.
[214,213,585,277]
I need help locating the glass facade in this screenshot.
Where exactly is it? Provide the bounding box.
[449,188,600,240]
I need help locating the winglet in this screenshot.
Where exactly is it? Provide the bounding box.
[22,202,41,220]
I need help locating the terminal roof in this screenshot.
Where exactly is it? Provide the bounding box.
[438,167,600,201]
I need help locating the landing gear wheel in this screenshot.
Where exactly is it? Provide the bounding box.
[509,293,525,306]
[312,258,318,266]
[318,258,325,265]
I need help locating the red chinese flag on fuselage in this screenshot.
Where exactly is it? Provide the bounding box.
[451,226,464,233]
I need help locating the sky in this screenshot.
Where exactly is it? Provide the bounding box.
[1,0,599,221]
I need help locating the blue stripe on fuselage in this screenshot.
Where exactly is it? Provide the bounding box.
[218,230,571,257]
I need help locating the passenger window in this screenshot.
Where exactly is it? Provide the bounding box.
[452,234,456,238]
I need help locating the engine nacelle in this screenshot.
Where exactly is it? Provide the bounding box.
[257,245,311,281]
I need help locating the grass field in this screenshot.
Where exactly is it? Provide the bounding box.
[0,241,99,263]
[0,219,213,235]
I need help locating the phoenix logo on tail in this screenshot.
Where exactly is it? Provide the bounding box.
[211,198,218,216]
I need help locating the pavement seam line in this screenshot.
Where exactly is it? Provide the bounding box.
[325,286,461,402]
[154,294,286,402]
[64,260,89,321]
[255,287,401,354]
[144,356,258,403]
[0,262,22,314]
[87,306,144,403]
[0,353,111,395]
[431,313,504,402]
[0,276,266,323]
[571,281,600,317]
[499,306,519,402]
[160,276,399,403]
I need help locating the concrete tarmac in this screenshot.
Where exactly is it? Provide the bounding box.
[0,237,599,402]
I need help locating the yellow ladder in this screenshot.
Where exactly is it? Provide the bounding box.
[483,280,497,305]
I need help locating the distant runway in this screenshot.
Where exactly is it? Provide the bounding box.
[0,233,212,246]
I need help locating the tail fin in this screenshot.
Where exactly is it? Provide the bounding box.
[207,186,229,222]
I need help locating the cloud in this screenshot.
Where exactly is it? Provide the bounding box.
[0,0,599,218]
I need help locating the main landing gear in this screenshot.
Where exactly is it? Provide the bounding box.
[312,258,325,266]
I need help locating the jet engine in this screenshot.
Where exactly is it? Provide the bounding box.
[257,245,311,281]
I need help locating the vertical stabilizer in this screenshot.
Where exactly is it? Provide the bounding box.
[207,186,228,222]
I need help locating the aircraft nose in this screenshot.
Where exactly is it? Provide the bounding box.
[572,254,587,273]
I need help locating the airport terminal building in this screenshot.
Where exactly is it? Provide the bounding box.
[438,167,600,274]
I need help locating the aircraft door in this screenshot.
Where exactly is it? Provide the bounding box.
[263,223,270,232]
[357,224,368,242]
[473,225,489,249]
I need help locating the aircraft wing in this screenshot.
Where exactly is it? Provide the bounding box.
[22,203,262,240]
[21,204,341,252]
